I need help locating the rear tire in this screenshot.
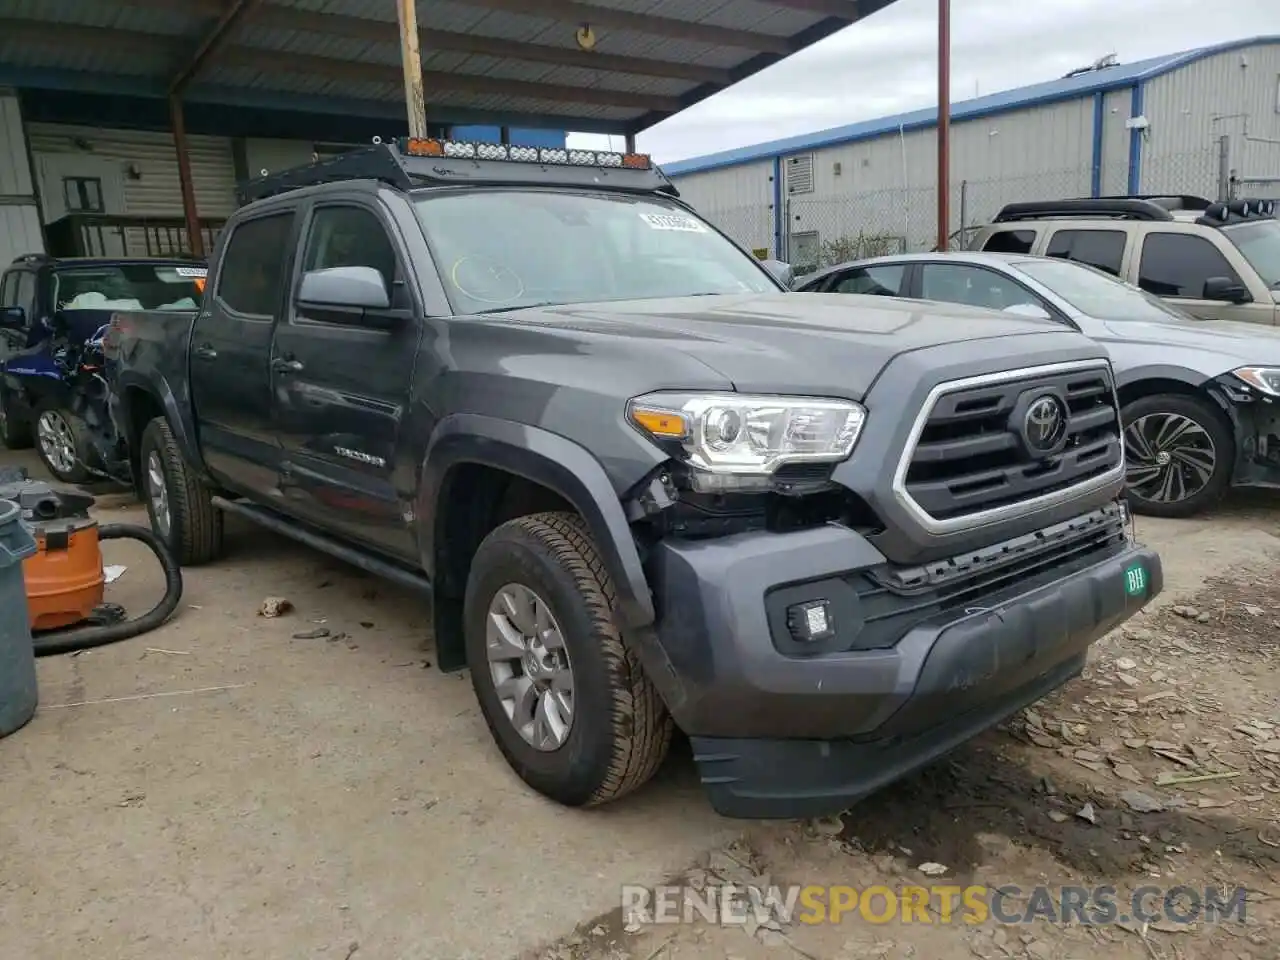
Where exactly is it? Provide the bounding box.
[33,400,93,483]
[464,511,673,807]
[139,417,224,565]
[0,387,32,450]
[1121,393,1233,519]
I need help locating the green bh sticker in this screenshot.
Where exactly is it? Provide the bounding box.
[1123,562,1148,597]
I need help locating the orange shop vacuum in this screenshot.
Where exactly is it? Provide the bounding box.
[0,468,182,657]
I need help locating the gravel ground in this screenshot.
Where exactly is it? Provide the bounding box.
[1,447,1277,960]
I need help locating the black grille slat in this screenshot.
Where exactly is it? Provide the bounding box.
[904,366,1122,521]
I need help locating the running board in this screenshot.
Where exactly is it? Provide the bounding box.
[211,496,433,599]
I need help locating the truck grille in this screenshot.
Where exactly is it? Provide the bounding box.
[901,363,1122,523]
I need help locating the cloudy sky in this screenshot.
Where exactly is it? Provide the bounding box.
[568,0,1280,164]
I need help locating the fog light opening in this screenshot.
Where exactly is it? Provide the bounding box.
[787,599,834,643]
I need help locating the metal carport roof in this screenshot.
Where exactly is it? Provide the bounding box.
[0,0,900,137]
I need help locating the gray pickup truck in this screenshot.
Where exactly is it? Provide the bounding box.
[103,138,1161,819]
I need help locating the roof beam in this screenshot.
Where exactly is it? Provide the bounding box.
[169,0,260,94]
[760,0,860,16]
[118,0,732,85]
[0,18,678,113]
[448,0,793,54]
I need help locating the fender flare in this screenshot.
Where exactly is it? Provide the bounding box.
[1113,363,1210,394]
[113,372,206,476]
[418,413,655,629]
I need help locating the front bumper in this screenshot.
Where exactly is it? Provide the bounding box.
[646,514,1161,819]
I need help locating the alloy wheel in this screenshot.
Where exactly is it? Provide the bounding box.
[146,450,172,539]
[36,409,77,476]
[1124,413,1217,504]
[486,582,575,751]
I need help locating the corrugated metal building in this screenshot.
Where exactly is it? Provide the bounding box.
[664,36,1280,270]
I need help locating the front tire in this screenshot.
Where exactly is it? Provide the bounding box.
[1121,393,1233,519]
[464,512,673,808]
[33,400,92,483]
[139,417,224,565]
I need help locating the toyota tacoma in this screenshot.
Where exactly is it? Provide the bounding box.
[103,138,1162,818]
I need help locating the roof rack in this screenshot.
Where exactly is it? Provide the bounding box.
[237,137,677,206]
[993,198,1179,222]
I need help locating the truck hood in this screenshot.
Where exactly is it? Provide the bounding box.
[1098,316,1280,373]
[506,293,1075,397]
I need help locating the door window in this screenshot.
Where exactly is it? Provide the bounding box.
[1045,229,1126,276]
[830,264,906,296]
[215,212,295,318]
[302,206,399,293]
[919,263,1042,311]
[1137,233,1243,298]
[15,272,36,319]
[0,271,14,306]
[982,229,1037,254]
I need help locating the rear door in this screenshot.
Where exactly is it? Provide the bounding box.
[269,198,422,559]
[1042,228,1128,278]
[189,208,298,492]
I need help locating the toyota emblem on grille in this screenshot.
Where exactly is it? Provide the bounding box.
[1023,395,1067,454]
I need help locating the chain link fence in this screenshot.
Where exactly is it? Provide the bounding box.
[685,147,1247,274]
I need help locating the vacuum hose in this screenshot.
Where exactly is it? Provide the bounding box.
[33,524,184,657]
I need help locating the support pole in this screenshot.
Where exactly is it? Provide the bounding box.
[169,94,204,258]
[396,0,428,137]
[936,0,951,251]
[625,133,637,154]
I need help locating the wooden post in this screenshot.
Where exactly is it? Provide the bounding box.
[396,0,428,138]
[169,94,205,258]
[936,0,951,251]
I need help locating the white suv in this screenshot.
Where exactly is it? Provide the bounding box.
[969,196,1280,325]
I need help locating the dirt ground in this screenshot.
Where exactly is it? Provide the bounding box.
[1,448,1278,960]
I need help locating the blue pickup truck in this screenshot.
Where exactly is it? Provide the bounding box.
[0,253,205,482]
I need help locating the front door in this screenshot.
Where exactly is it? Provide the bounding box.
[1134,230,1271,324]
[269,201,421,560]
[188,209,297,493]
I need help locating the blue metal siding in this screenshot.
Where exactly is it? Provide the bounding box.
[771,155,782,258]
[1127,83,1144,194]
[450,126,566,148]
[663,35,1280,178]
[1090,92,1104,197]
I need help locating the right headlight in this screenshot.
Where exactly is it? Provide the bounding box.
[1232,366,1280,396]
[627,392,866,486]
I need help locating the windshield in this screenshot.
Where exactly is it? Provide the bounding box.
[54,264,205,312]
[1221,218,1280,288]
[413,190,778,313]
[1015,258,1194,322]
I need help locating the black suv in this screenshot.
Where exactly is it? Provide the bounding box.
[103,139,1162,818]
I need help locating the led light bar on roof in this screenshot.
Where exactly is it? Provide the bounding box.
[400,137,651,170]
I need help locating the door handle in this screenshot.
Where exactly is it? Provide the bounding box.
[272,357,304,374]
[193,344,217,360]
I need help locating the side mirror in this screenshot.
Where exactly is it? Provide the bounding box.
[762,259,794,288]
[0,305,25,330]
[1003,303,1052,321]
[297,266,392,322]
[1203,276,1251,304]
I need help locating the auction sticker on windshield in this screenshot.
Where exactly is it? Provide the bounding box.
[640,213,707,232]
[174,266,208,278]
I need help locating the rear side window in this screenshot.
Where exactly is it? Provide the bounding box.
[1045,229,1126,276]
[1138,233,1242,298]
[830,264,905,296]
[982,229,1037,254]
[0,271,14,306]
[215,213,295,317]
